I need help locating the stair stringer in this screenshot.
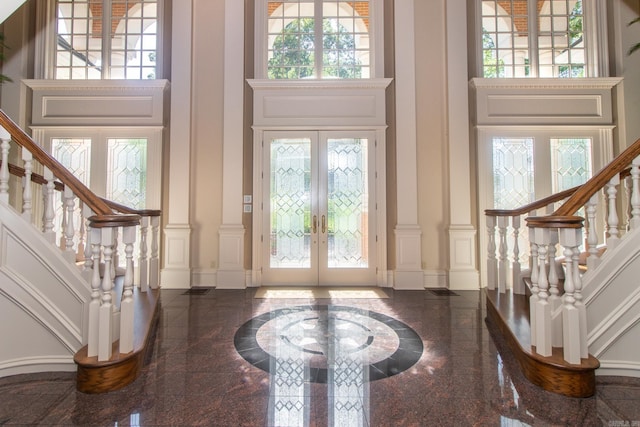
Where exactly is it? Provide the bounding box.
[582,228,640,377]
[0,202,91,377]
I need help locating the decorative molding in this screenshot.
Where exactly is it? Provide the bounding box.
[217,224,245,289]
[0,356,77,377]
[23,79,171,92]
[248,78,393,91]
[25,80,169,127]
[447,225,480,290]
[470,77,623,91]
[160,224,191,289]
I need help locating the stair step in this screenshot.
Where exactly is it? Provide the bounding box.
[73,287,160,394]
[485,288,599,398]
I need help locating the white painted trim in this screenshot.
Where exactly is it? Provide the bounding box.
[160,224,191,289]
[470,78,623,90]
[217,0,246,289]
[446,0,479,289]
[0,356,76,377]
[191,269,217,288]
[423,270,448,289]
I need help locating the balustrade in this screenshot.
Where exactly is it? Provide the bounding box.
[0,113,162,363]
[485,136,640,365]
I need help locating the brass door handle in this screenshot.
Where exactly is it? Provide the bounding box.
[313,215,318,234]
[322,215,326,234]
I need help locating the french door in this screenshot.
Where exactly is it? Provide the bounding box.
[260,131,378,286]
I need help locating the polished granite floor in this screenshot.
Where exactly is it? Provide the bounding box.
[1,289,640,426]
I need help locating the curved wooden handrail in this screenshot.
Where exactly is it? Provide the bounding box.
[102,198,161,218]
[554,137,640,216]
[0,109,139,227]
[485,186,580,217]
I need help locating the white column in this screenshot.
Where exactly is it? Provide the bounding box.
[217,0,246,289]
[393,0,423,290]
[445,0,479,290]
[161,0,193,289]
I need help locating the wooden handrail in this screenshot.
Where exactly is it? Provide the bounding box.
[2,159,158,222]
[0,109,139,227]
[485,186,580,217]
[554,137,640,216]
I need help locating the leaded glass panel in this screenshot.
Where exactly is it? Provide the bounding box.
[492,137,534,209]
[326,138,368,268]
[550,137,592,192]
[270,138,312,268]
[106,138,148,209]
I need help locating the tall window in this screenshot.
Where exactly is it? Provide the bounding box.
[55,0,160,79]
[265,0,372,79]
[481,0,586,78]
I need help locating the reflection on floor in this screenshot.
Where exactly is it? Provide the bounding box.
[1,289,640,426]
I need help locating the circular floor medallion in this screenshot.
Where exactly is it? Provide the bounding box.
[234,305,423,383]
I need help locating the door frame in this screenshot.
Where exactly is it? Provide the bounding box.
[252,127,388,287]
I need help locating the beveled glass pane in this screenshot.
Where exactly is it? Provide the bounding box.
[492,137,534,209]
[551,138,592,192]
[270,138,312,268]
[107,138,148,209]
[326,138,368,269]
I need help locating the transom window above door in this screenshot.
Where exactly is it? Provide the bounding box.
[256,0,383,79]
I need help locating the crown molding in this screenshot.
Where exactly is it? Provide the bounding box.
[469,77,623,91]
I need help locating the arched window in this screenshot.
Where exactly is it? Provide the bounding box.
[54,0,161,79]
[258,0,380,79]
[480,0,595,78]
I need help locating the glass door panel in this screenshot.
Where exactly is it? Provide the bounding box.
[262,131,376,286]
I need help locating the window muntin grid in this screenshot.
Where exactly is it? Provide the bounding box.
[481,0,585,78]
[55,0,159,80]
[266,0,371,79]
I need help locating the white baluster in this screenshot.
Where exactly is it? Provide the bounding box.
[529,240,539,347]
[98,227,115,362]
[77,201,86,264]
[511,215,523,294]
[63,186,76,261]
[559,227,584,364]
[534,228,552,357]
[585,194,600,270]
[0,129,10,204]
[139,216,149,292]
[498,216,508,293]
[83,205,93,272]
[547,230,563,348]
[119,226,136,354]
[21,150,33,221]
[150,215,160,289]
[630,156,640,231]
[87,227,102,358]
[42,169,56,244]
[486,215,497,290]
[573,241,589,360]
[605,175,620,249]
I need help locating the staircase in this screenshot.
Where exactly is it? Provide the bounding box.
[484,137,640,397]
[0,110,161,393]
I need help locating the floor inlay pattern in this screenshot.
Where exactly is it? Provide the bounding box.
[234,305,423,383]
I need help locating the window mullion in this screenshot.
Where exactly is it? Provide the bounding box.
[314,0,323,78]
[102,0,112,79]
[527,0,539,78]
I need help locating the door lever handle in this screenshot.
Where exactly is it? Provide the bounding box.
[313,215,318,234]
[322,215,326,234]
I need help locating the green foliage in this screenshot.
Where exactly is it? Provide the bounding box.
[268,18,361,79]
[0,33,12,83]
[482,31,505,78]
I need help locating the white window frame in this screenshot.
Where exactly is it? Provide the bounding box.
[36,0,165,80]
[254,0,385,79]
[473,0,609,78]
